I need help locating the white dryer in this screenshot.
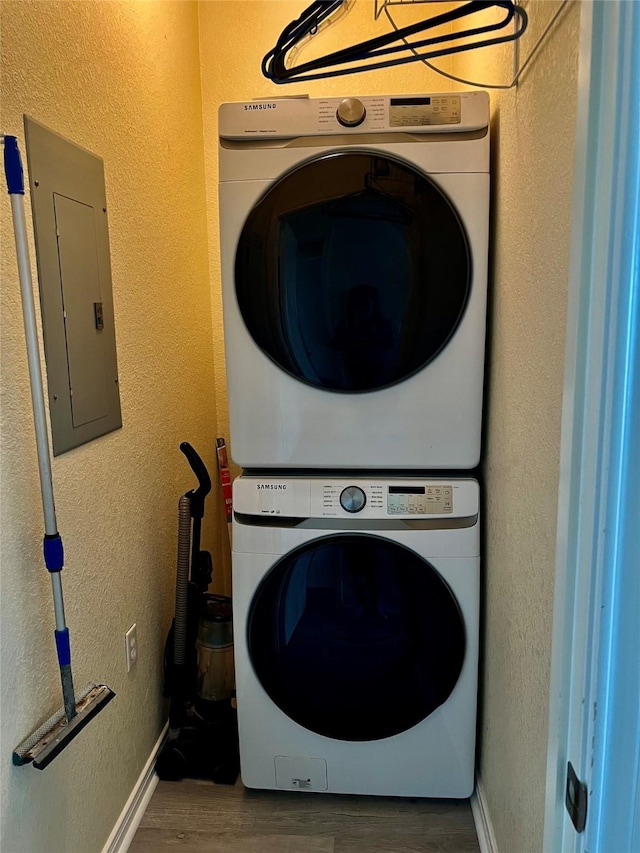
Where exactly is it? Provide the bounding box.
[219,92,490,470]
[232,475,480,798]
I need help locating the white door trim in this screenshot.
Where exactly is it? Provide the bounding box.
[543,2,640,851]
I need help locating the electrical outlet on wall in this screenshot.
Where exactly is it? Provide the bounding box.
[125,623,138,672]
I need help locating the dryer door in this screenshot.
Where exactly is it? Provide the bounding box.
[235,152,471,393]
[247,534,466,741]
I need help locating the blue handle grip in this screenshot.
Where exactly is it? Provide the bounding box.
[3,136,24,195]
[54,628,71,667]
[44,534,64,572]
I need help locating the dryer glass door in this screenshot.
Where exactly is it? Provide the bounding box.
[236,152,471,393]
[247,534,466,741]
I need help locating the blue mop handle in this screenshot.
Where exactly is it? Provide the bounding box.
[3,135,76,721]
[3,135,24,194]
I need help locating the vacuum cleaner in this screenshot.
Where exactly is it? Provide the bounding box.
[155,442,239,783]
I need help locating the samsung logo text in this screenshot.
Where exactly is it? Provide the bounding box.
[244,103,278,111]
[257,484,287,490]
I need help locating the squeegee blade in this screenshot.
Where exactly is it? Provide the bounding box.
[13,684,115,770]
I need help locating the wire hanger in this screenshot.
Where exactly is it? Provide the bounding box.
[381,0,570,90]
[262,0,528,84]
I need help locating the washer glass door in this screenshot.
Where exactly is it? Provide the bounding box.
[236,152,471,393]
[247,534,466,741]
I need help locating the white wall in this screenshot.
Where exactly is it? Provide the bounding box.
[453,3,581,850]
[0,3,220,851]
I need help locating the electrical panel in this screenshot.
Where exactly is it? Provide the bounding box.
[24,116,121,455]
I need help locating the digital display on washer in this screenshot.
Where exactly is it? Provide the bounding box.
[389,95,461,127]
[387,485,453,514]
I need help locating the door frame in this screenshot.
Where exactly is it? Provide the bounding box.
[543,2,640,850]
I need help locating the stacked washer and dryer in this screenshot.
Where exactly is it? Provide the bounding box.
[218,91,489,798]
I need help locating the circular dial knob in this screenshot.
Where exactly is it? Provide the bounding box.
[340,486,367,513]
[336,98,366,128]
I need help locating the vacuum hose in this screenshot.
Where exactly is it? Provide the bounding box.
[173,494,192,667]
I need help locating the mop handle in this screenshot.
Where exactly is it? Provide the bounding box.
[3,135,76,720]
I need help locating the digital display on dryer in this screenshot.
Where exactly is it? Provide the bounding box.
[389,95,461,127]
[390,98,432,106]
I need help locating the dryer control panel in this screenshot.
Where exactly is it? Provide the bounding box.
[234,477,478,521]
[219,91,488,141]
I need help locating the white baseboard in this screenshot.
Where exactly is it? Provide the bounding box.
[102,722,168,853]
[471,777,498,853]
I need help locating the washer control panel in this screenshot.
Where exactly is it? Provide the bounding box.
[387,485,452,514]
[233,477,478,520]
[325,483,452,515]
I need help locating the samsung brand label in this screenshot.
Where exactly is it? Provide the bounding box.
[257,484,287,490]
[244,103,278,111]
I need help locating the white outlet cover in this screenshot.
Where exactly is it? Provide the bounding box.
[125,623,137,672]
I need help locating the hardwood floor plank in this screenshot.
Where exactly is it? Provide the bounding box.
[143,781,470,818]
[129,780,479,853]
[139,808,473,836]
[130,828,335,852]
[335,836,480,853]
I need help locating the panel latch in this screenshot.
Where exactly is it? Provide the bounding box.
[94,301,104,330]
[565,761,588,833]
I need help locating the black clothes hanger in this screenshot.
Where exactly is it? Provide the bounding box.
[263,0,528,84]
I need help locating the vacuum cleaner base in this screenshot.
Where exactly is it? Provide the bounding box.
[156,700,239,784]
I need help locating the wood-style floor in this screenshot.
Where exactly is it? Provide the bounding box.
[130,779,480,852]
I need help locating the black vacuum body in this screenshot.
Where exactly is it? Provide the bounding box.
[156,443,239,784]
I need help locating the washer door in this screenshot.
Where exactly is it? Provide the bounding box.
[247,534,466,741]
[236,152,471,393]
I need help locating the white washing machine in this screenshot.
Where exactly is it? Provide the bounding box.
[232,475,480,798]
[219,91,490,470]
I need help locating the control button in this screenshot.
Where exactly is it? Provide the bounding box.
[340,486,367,513]
[336,98,366,127]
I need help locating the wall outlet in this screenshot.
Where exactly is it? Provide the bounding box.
[125,623,138,672]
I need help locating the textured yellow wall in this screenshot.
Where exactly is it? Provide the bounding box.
[0,3,219,851]
[453,3,581,851]
[0,1,581,849]
[198,0,453,474]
